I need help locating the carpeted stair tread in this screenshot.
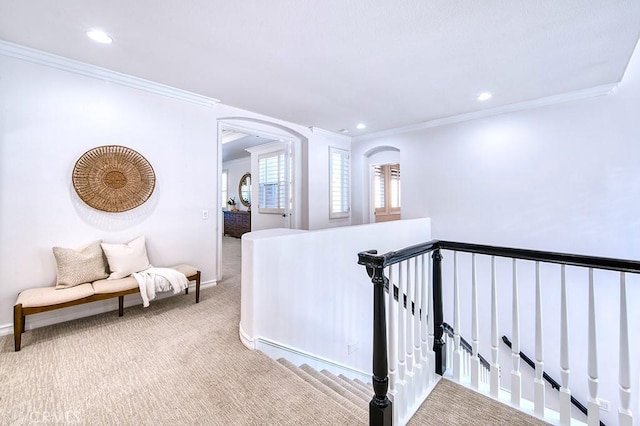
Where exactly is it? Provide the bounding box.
[276,359,368,419]
[298,364,369,411]
[338,373,372,398]
[353,378,373,394]
[319,369,371,403]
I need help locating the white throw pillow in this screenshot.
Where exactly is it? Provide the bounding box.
[101,236,152,279]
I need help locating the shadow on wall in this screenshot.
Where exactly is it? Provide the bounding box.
[70,184,158,232]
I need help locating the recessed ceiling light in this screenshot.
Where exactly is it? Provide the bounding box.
[87,29,113,44]
[477,92,492,101]
[356,123,366,130]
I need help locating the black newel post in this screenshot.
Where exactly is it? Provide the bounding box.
[432,249,447,376]
[370,264,392,426]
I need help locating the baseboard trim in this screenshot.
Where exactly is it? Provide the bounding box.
[0,279,217,337]
[254,337,371,383]
[238,323,255,350]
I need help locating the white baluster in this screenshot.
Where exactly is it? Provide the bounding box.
[420,254,429,360]
[412,257,423,393]
[405,259,415,403]
[388,265,396,393]
[406,260,415,375]
[426,254,435,380]
[414,257,422,367]
[398,261,406,383]
[559,265,571,425]
[453,251,463,381]
[587,268,600,426]
[619,272,633,426]
[490,256,500,398]
[511,259,521,406]
[534,261,545,416]
[471,253,480,389]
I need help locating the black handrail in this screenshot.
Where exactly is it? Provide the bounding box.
[358,239,640,273]
[501,336,605,426]
[359,240,640,426]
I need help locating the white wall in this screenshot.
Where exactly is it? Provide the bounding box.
[351,41,640,425]
[0,44,354,335]
[240,218,431,374]
[0,53,219,330]
[222,157,251,211]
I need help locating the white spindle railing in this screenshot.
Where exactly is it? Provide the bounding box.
[587,268,600,426]
[511,259,521,405]
[382,256,438,425]
[534,261,545,416]
[470,253,480,389]
[400,260,415,402]
[387,264,396,394]
[559,264,572,425]
[453,252,463,381]
[398,261,407,389]
[490,256,500,397]
[412,257,422,394]
[618,272,632,426]
[361,242,638,426]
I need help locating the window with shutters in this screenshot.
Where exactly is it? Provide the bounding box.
[373,163,400,222]
[221,169,228,209]
[258,150,287,214]
[329,147,350,219]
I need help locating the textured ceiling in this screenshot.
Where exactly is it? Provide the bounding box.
[1,1,639,135]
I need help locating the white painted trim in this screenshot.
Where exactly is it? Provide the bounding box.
[254,337,372,383]
[354,83,619,142]
[310,126,352,142]
[0,279,216,338]
[238,323,256,350]
[0,40,219,107]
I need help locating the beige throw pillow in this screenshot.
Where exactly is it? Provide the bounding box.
[101,236,152,279]
[53,240,109,289]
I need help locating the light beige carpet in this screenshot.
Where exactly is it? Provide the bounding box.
[0,237,365,425]
[1,236,549,425]
[410,378,548,425]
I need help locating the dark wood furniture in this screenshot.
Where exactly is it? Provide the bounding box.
[224,210,251,238]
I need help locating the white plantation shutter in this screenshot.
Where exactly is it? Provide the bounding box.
[329,147,350,218]
[258,150,286,213]
[390,164,401,209]
[373,165,385,209]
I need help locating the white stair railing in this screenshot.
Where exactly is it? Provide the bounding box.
[359,240,639,426]
[559,264,572,425]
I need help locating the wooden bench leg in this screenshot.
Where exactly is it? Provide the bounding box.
[195,271,201,303]
[118,296,124,317]
[14,304,23,352]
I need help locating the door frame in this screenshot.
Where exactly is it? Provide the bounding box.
[216,117,306,282]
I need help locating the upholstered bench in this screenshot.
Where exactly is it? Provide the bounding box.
[13,235,202,351]
[13,264,200,351]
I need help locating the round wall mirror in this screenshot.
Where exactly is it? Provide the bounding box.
[239,173,251,207]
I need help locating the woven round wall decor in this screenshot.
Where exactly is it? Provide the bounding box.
[72,145,156,213]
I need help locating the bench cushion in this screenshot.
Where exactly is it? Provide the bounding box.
[16,284,95,308]
[170,264,198,278]
[92,277,138,294]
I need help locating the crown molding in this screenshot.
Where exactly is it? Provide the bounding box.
[309,126,352,142]
[354,83,619,142]
[0,40,219,107]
